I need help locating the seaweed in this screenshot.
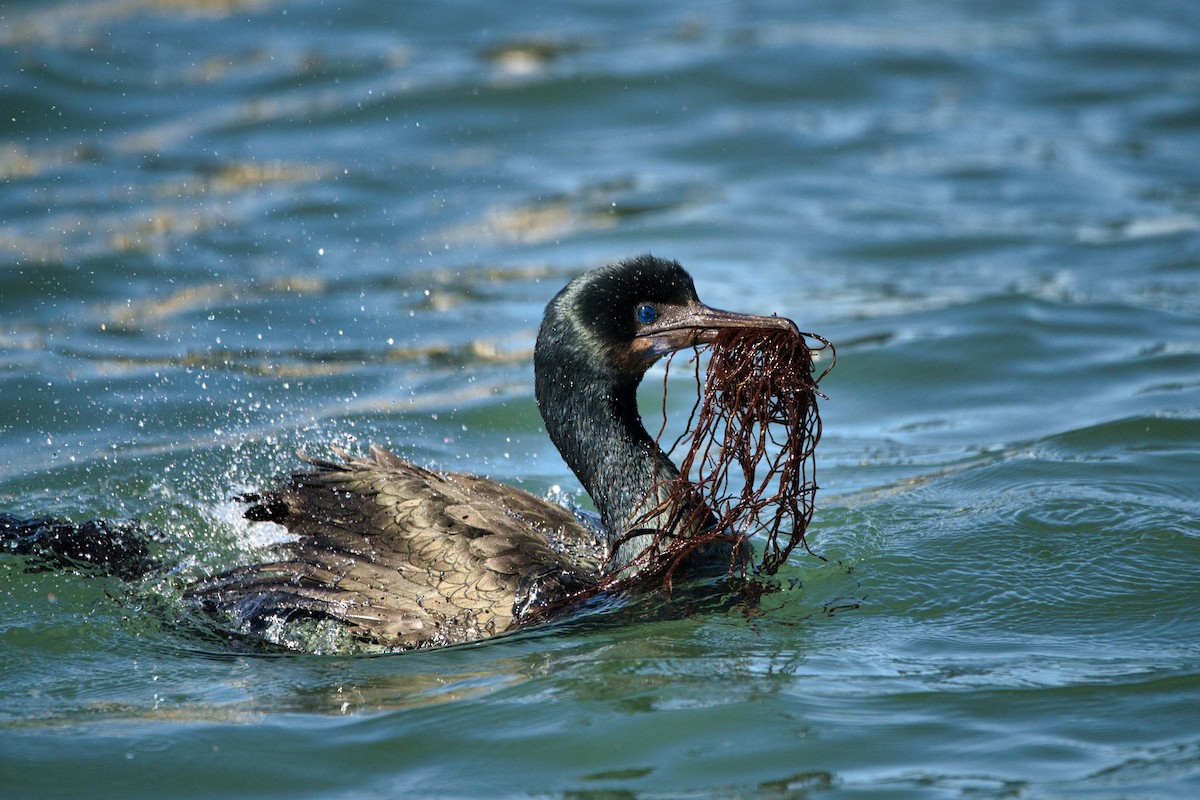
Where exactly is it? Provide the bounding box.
[622,324,835,587]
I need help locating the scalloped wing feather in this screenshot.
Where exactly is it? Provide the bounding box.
[186,447,600,651]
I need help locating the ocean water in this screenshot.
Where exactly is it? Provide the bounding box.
[2,0,1199,797]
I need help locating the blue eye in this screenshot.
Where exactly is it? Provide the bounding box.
[636,304,657,324]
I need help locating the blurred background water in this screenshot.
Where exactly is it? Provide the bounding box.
[2,0,1199,797]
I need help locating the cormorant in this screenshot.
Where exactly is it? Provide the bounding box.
[27,255,800,651]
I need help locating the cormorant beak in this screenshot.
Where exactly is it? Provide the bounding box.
[632,302,801,366]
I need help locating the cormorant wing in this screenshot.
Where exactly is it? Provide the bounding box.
[185,446,601,651]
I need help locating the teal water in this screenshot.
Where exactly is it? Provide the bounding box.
[3,0,1199,797]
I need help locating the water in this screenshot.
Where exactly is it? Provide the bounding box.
[2,0,1199,796]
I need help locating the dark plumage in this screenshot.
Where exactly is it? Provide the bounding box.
[184,255,797,651]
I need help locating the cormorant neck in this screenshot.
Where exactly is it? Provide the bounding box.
[536,361,683,569]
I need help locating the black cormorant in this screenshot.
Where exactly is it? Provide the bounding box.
[179,255,796,650]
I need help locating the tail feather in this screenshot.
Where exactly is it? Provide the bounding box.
[1,513,161,581]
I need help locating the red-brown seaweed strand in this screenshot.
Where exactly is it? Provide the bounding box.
[521,326,833,623]
[616,325,835,589]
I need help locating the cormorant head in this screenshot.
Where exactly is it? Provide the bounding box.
[533,254,801,552]
[537,254,798,385]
